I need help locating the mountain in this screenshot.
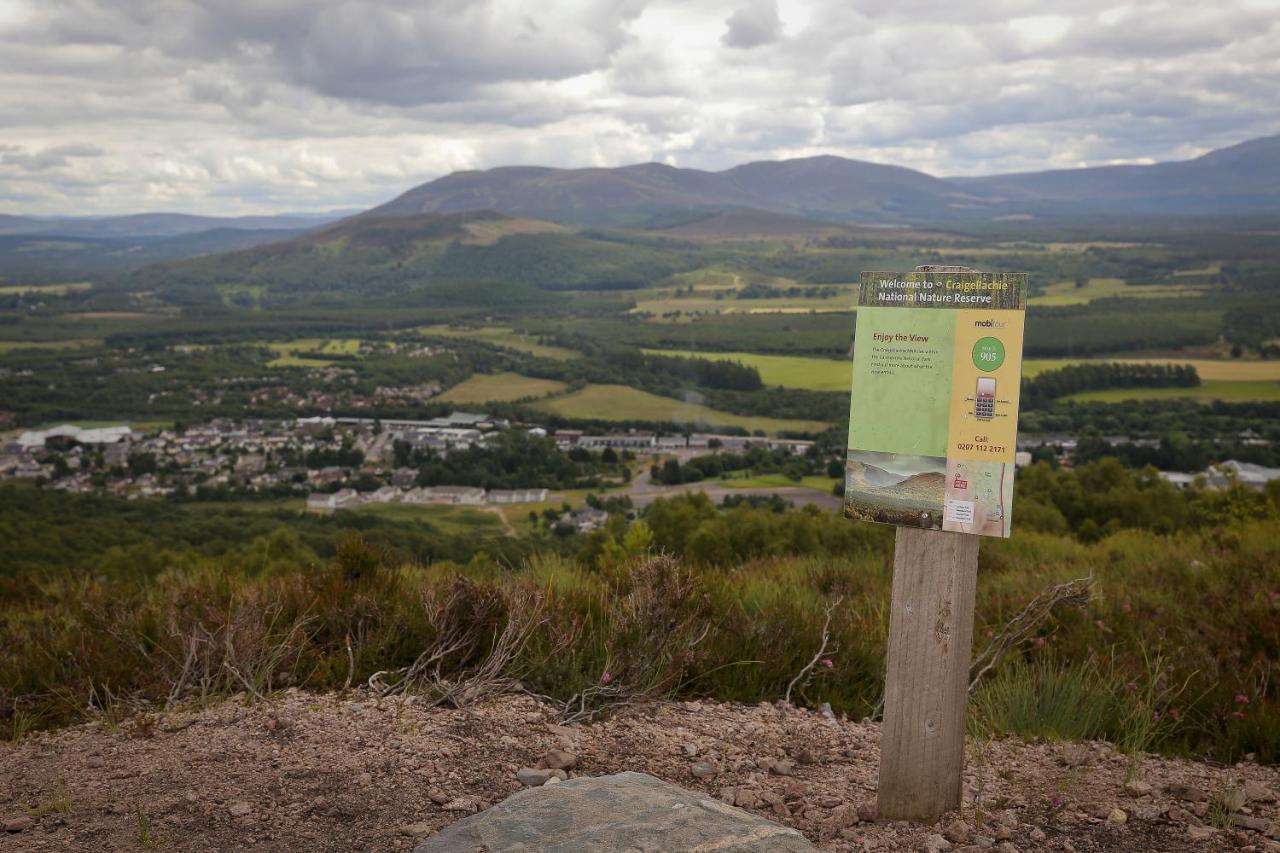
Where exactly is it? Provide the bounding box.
[363,157,990,226]
[115,210,706,306]
[846,460,906,489]
[953,134,1280,217]
[0,211,352,238]
[362,135,1280,226]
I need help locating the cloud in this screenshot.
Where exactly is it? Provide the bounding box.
[0,0,1276,214]
[723,0,783,48]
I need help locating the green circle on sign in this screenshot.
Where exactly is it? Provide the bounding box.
[972,337,1005,371]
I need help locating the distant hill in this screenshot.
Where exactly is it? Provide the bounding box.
[846,460,906,489]
[953,134,1280,217]
[0,211,350,238]
[361,135,1280,226]
[114,210,707,306]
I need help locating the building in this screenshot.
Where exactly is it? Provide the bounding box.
[487,488,548,504]
[655,435,687,450]
[579,432,656,450]
[554,430,583,449]
[305,488,361,514]
[428,485,486,505]
[369,485,403,504]
[565,507,609,533]
[17,424,133,451]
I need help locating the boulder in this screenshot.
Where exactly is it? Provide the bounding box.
[414,771,816,852]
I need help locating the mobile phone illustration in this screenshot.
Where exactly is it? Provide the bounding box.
[975,378,996,420]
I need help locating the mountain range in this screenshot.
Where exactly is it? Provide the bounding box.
[365,134,1280,226]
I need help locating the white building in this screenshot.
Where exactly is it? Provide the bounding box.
[487,488,548,504]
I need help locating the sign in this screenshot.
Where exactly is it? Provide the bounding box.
[844,270,1027,538]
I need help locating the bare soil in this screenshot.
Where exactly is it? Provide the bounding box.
[2,691,1277,852]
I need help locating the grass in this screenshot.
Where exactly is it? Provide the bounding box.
[630,287,856,320]
[31,419,172,432]
[718,473,840,491]
[643,348,851,391]
[437,372,568,404]
[0,282,91,295]
[1024,357,1280,382]
[0,339,101,355]
[417,325,578,360]
[1029,278,1203,306]
[346,503,505,535]
[1064,380,1280,403]
[534,384,830,435]
[261,338,362,367]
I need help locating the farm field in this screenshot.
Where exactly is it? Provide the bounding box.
[437,372,568,404]
[718,473,840,492]
[261,338,362,367]
[416,325,578,360]
[1029,277,1203,306]
[534,384,830,434]
[644,348,851,391]
[1065,379,1280,403]
[0,282,91,295]
[1023,357,1280,381]
[0,338,101,355]
[346,502,507,535]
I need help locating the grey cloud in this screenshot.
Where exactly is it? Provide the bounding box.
[722,0,782,48]
[1,143,105,172]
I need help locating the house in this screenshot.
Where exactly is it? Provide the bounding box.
[305,488,361,514]
[487,488,548,505]
[369,485,403,504]
[428,485,486,505]
[565,507,609,533]
[401,486,434,504]
[554,430,583,449]
[296,416,335,436]
[391,467,419,488]
[527,427,548,438]
[655,435,687,450]
[579,431,656,450]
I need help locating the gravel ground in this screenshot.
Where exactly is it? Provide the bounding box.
[2,691,1278,852]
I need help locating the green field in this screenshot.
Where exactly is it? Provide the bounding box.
[437,372,568,404]
[262,338,362,367]
[1023,357,1280,381]
[347,502,506,535]
[0,339,102,355]
[1029,277,1202,306]
[417,325,577,360]
[1064,380,1280,403]
[718,473,840,491]
[534,384,830,434]
[0,282,91,295]
[643,348,851,391]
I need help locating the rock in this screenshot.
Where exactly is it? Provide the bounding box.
[413,771,816,852]
[768,758,797,777]
[516,767,567,787]
[4,816,34,833]
[1245,781,1278,804]
[1234,814,1270,832]
[228,801,252,817]
[994,844,1020,853]
[856,801,878,823]
[1187,825,1217,841]
[972,835,995,849]
[1166,806,1201,826]
[1107,808,1127,824]
[921,833,951,852]
[427,788,451,806]
[1124,780,1153,798]
[690,762,719,779]
[943,819,971,843]
[1029,828,1046,842]
[538,749,577,771]
[399,822,434,836]
[440,798,482,814]
[1167,783,1209,803]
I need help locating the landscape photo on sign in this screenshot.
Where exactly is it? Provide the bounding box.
[845,271,1028,538]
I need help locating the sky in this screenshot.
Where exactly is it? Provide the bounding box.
[2,0,1278,216]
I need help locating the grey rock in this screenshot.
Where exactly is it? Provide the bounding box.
[1167,783,1208,803]
[920,833,951,852]
[1123,780,1153,798]
[414,771,816,852]
[768,758,797,777]
[516,767,567,787]
[690,762,719,779]
[942,818,970,843]
[972,835,995,849]
[1245,780,1277,804]
[227,801,252,817]
[1231,813,1268,832]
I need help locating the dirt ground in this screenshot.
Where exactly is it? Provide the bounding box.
[2,691,1278,852]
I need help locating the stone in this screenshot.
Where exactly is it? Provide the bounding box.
[399,822,434,836]
[856,801,878,823]
[228,801,252,817]
[920,833,951,852]
[943,819,971,844]
[690,762,719,779]
[413,772,816,852]
[1166,806,1201,826]
[1107,808,1127,824]
[1234,814,1270,832]
[1167,783,1209,803]
[1245,781,1277,804]
[769,758,797,777]
[427,789,451,806]
[972,835,995,849]
[995,844,1020,853]
[1028,828,1046,842]
[4,816,34,833]
[1187,825,1217,841]
[516,767,567,787]
[538,749,577,771]
[1123,780,1153,798]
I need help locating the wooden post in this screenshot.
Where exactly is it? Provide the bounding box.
[877,526,980,821]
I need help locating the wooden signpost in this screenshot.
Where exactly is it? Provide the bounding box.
[842,266,1027,822]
